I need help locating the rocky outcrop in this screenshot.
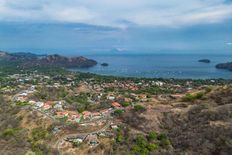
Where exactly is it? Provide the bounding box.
[216,62,232,71]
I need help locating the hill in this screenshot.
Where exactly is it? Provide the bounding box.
[0,51,97,68]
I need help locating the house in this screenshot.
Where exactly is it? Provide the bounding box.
[52,127,61,134]
[112,102,121,108]
[100,109,110,115]
[124,98,133,103]
[154,81,164,86]
[29,100,36,105]
[19,92,28,97]
[54,102,63,110]
[66,135,86,143]
[111,125,119,130]
[91,112,101,119]
[107,96,115,100]
[43,104,52,110]
[69,113,81,122]
[82,111,92,119]
[35,102,44,108]
[56,111,69,118]
[16,96,28,102]
[85,134,99,147]
[98,131,113,137]
[44,101,53,105]
[73,138,83,143]
[139,94,147,99]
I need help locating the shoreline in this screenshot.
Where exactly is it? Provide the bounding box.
[68,69,232,81]
[68,69,232,82]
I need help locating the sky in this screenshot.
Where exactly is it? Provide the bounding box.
[0,0,232,55]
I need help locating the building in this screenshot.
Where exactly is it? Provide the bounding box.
[91,112,102,119]
[35,102,44,108]
[43,104,52,110]
[107,96,115,100]
[82,111,92,119]
[85,134,99,147]
[70,114,81,122]
[56,111,69,118]
[112,102,121,108]
[54,101,63,110]
[29,100,36,104]
[16,96,28,102]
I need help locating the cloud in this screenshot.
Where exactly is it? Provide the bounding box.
[0,0,232,28]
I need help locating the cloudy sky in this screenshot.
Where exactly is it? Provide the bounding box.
[0,0,232,55]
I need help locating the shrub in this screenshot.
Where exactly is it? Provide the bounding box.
[131,145,149,155]
[205,87,212,93]
[121,102,130,107]
[195,92,204,99]
[182,92,204,102]
[147,143,158,151]
[135,135,147,147]
[116,134,124,143]
[2,128,19,137]
[158,133,171,146]
[31,127,49,141]
[16,101,29,107]
[157,133,168,141]
[114,109,124,116]
[134,105,146,112]
[160,138,171,146]
[73,141,81,147]
[131,135,157,155]
[226,139,232,148]
[147,131,157,141]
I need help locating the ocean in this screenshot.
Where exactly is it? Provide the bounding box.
[69,54,232,79]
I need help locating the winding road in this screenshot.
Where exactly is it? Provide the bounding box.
[13,91,113,155]
[55,117,111,155]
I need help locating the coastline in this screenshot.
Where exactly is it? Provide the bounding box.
[69,54,232,79]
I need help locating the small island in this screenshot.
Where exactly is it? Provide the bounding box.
[198,59,211,63]
[101,63,109,67]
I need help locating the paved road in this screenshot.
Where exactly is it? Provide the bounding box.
[55,118,111,155]
[12,92,112,155]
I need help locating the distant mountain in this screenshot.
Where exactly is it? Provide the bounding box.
[0,51,97,68]
[9,52,47,59]
[216,62,232,71]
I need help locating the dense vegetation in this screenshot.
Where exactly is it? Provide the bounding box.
[0,95,29,155]
[111,125,171,155]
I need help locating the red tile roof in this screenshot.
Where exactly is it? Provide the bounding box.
[112,102,121,107]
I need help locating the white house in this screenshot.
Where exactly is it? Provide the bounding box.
[35,102,44,108]
[107,96,115,100]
